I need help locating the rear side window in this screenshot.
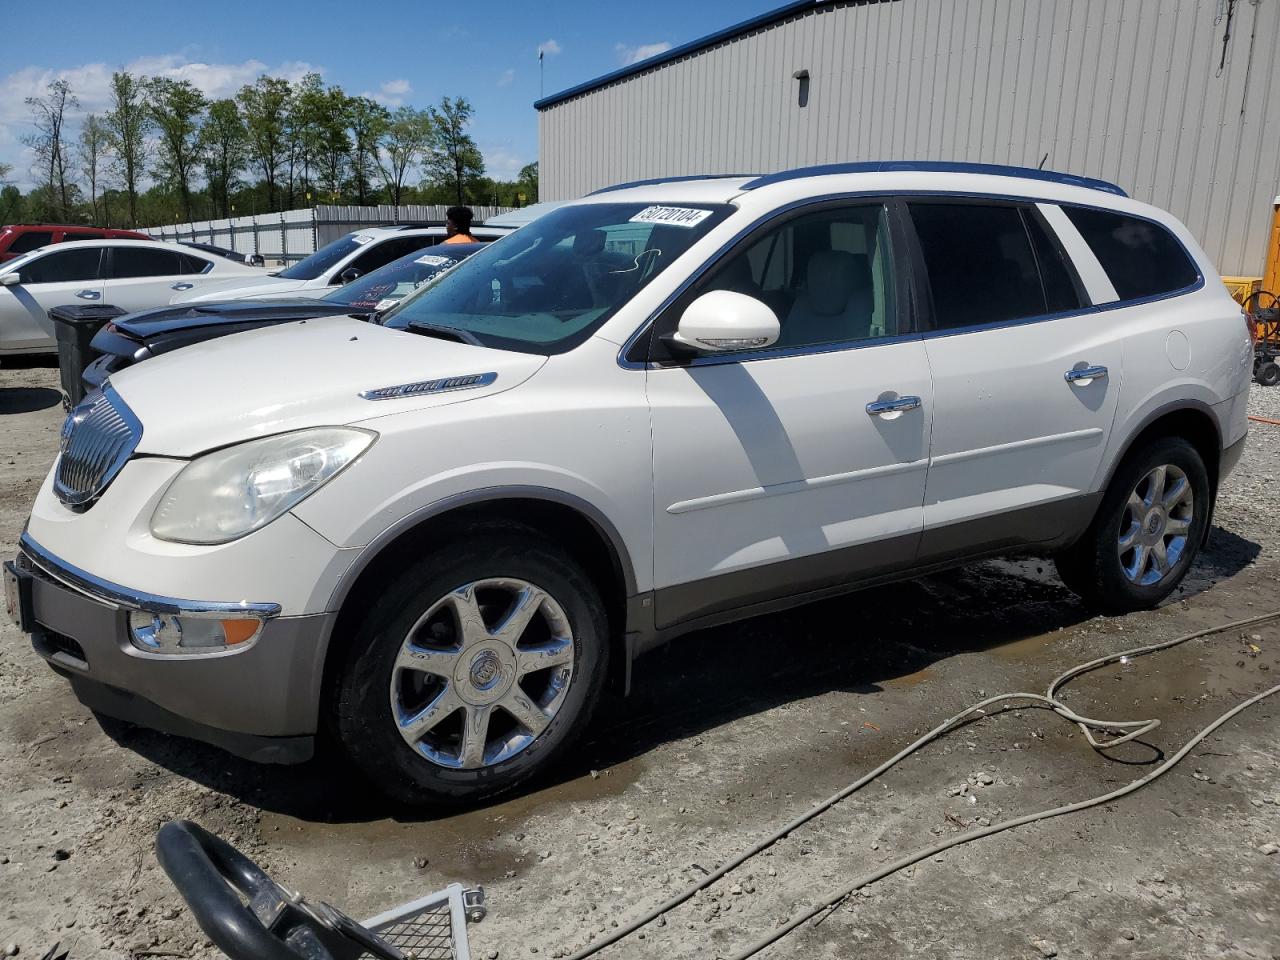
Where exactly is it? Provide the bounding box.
[1062,206,1199,300]
[9,231,54,253]
[109,247,201,278]
[908,202,1082,330]
[18,248,103,284]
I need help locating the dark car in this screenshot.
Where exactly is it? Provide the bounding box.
[0,223,150,262]
[179,241,266,268]
[81,242,482,389]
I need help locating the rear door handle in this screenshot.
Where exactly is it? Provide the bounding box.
[1064,365,1108,386]
[75,289,100,300]
[170,282,194,291]
[866,395,922,417]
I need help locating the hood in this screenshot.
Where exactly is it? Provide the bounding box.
[113,298,363,340]
[171,275,312,303]
[109,315,547,457]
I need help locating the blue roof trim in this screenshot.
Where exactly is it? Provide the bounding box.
[587,174,761,196]
[740,161,1128,197]
[535,0,836,110]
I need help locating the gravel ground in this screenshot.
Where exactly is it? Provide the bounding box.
[1,360,1278,960]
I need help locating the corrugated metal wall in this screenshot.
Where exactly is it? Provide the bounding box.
[539,0,1280,275]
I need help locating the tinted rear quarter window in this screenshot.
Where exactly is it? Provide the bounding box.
[9,231,54,254]
[1062,206,1199,301]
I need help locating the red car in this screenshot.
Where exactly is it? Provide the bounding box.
[0,223,150,262]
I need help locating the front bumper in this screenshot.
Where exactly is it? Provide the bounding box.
[12,535,334,764]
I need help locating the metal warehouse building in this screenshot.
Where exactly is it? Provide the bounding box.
[536,0,1280,276]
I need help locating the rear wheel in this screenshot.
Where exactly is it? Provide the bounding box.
[1257,361,1280,387]
[1055,436,1210,613]
[332,526,610,806]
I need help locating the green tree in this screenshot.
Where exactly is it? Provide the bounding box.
[147,77,208,222]
[423,96,484,204]
[201,98,247,219]
[104,72,150,226]
[518,161,538,203]
[314,86,352,200]
[23,79,78,221]
[347,97,389,205]
[77,114,111,225]
[237,75,291,211]
[287,72,325,204]
[378,106,432,206]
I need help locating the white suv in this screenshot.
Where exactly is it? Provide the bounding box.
[171,224,510,304]
[6,163,1253,806]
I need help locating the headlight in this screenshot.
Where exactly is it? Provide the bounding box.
[150,427,376,544]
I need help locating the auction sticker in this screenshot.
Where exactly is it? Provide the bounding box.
[352,234,374,245]
[415,254,452,266]
[629,206,713,228]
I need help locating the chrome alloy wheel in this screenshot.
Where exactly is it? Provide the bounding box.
[389,578,575,769]
[1117,463,1195,586]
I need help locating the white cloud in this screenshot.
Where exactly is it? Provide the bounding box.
[497,68,515,88]
[537,39,562,58]
[480,142,533,182]
[615,41,673,66]
[364,78,412,107]
[0,55,322,189]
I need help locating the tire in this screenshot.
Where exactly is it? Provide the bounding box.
[1257,361,1280,387]
[332,524,610,806]
[1055,436,1210,614]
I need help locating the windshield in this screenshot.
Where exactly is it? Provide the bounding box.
[0,248,45,274]
[323,245,476,310]
[381,202,732,354]
[276,232,373,280]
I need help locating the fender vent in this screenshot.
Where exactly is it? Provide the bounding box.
[359,372,497,401]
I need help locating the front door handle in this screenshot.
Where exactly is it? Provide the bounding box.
[170,282,194,291]
[1064,365,1108,386]
[866,395,922,417]
[75,289,101,300]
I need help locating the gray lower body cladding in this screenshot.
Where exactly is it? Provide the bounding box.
[16,548,331,764]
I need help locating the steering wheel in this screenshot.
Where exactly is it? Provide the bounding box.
[156,820,403,960]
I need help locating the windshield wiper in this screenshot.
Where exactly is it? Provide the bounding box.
[405,321,485,346]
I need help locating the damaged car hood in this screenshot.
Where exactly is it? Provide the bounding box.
[108,315,546,457]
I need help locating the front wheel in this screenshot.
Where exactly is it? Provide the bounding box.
[332,526,610,806]
[1055,436,1210,613]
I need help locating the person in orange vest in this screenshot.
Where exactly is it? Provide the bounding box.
[443,206,478,244]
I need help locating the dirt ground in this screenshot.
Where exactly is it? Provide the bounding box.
[1,359,1278,960]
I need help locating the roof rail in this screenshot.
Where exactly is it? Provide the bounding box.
[587,174,761,196]
[740,161,1127,197]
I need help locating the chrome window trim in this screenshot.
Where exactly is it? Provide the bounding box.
[617,189,1207,370]
[19,531,282,619]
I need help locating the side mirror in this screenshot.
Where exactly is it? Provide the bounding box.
[339,267,362,285]
[0,273,20,287]
[668,290,780,354]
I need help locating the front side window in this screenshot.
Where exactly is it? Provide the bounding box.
[688,202,901,351]
[109,247,200,279]
[275,233,367,281]
[1062,206,1199,301]
[909,202,1081,330]
[329,247,470,310]
[382,202,732,354]
[17,248,102,284]
[346,237,436,279]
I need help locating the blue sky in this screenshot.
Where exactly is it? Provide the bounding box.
[1,0,780,190]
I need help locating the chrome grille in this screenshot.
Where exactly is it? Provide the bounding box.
[53,385,143,509]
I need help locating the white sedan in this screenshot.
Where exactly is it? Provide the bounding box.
[0,239,263,355]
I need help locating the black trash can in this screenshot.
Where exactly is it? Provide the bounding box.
[49,304,127,408]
